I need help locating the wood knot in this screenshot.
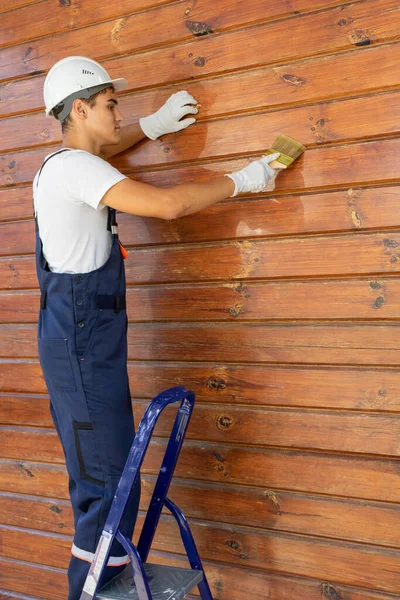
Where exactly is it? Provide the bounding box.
[369,281,381,290]
[350,29,371,46]
[320,583,343,600]
[206,377,226,391]
[216,415,233,430]
[372,296,384,309]
[280,74,305,87]
[225,540,240,550]
[264,490,281,514]
[193,56,206,67]
[229,303,244,318]
[186,20,213,36]
[383,239,399,249]
[350,209,362,228]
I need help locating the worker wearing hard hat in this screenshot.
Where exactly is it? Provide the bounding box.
[34,56,279,600]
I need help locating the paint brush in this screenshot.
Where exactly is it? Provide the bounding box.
[264,134,306,169]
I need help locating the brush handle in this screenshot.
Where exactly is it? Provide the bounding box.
[270,160,287,169]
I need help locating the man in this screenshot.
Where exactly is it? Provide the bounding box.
[33,55,279,600]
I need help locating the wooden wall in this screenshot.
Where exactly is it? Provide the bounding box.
[1,0,400,598]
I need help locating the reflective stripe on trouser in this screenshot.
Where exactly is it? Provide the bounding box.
[35,176,140,599]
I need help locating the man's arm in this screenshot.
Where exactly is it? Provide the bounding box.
[102,176,235,220]
[102,153,280,220]
[100,123,146,160]
[100,91,199,160]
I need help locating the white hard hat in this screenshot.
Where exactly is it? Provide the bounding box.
[44,56,128,120]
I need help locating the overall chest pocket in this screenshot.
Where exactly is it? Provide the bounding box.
[38,337,77,391]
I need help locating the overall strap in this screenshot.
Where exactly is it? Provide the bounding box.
[33,148,72,271]
[107,207,118,237]
[107,206,128,260]
[33,148,72,225]
[35,148,72,190]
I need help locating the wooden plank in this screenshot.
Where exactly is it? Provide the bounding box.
[150,518,400,594]
[2,516,400,593]
[1,432,400,502]
[0,0,360,82]
[137,403,400,456]
[2,39,400,122]
[4,88,400,167]
[122,230,400,283]
[0,187,32,222]
[0,256,37,290]
[0,0,398,101]
[115,92,400,169]
[0,492,72,534]
[2,397,400,456]
[3,472,400,547]
[0,362,46,394]
[0,0,355,51]
[1,556,396,600]
[2,363,400,412]
[126,138,400,193]
[0,0,40,12]
[0,558,67,600]
[0,0,176,49]
[2,322,400,365]
[153,553,400,600]
[4,227,400,288]
[125,322,400,365]
[2,137,400,197]
[2,185,400,254]
[0,459,67,498]
[1,277,399,323]
[145,439,400,502]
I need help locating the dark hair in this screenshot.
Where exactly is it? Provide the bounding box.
[51,86,114,133]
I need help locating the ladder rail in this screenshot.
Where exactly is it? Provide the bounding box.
[137,391,195,563]
[164,498,213,600]
[80,386,193,600]
[116,531,152,600]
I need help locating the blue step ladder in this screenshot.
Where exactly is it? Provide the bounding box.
[79,386,214,600]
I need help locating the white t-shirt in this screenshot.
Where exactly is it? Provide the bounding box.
[33,149,127,274]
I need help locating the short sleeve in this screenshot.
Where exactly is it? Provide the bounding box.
[61,150,127,211]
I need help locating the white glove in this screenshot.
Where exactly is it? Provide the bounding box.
[225,153,281,197]
[139,91,198,140]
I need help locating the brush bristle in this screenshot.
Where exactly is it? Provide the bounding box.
[271,134,306,161]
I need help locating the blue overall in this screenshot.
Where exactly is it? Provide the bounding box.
[34,150,140,600]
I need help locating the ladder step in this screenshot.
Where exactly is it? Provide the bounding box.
[97,563,204,600]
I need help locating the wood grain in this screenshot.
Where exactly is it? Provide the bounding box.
[0,277,399,322]
[0,0,357,51]
[4,89,400,163]
[1,41,400,121]
[2,515,400,593]
[3,399,400,456]
[2,363,400,412]
[4,227,400,289]
[1,554,397,600]
[2,474,400,547]
[0,0,176,49]
[1,0,398,96]
[2,322,400,365]
[1,435,400,502]
[2,137,400,195]
[2,186,400,250]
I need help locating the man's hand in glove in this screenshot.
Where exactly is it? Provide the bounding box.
[139,91,198,140]
[225,153,283,197]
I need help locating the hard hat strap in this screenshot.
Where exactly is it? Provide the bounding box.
[52,83,112,123]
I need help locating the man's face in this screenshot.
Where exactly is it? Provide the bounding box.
[86,88,123,145]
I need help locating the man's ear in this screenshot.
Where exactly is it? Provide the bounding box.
[71,98,88,121]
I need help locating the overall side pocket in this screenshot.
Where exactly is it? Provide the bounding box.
[38,337,77,391]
